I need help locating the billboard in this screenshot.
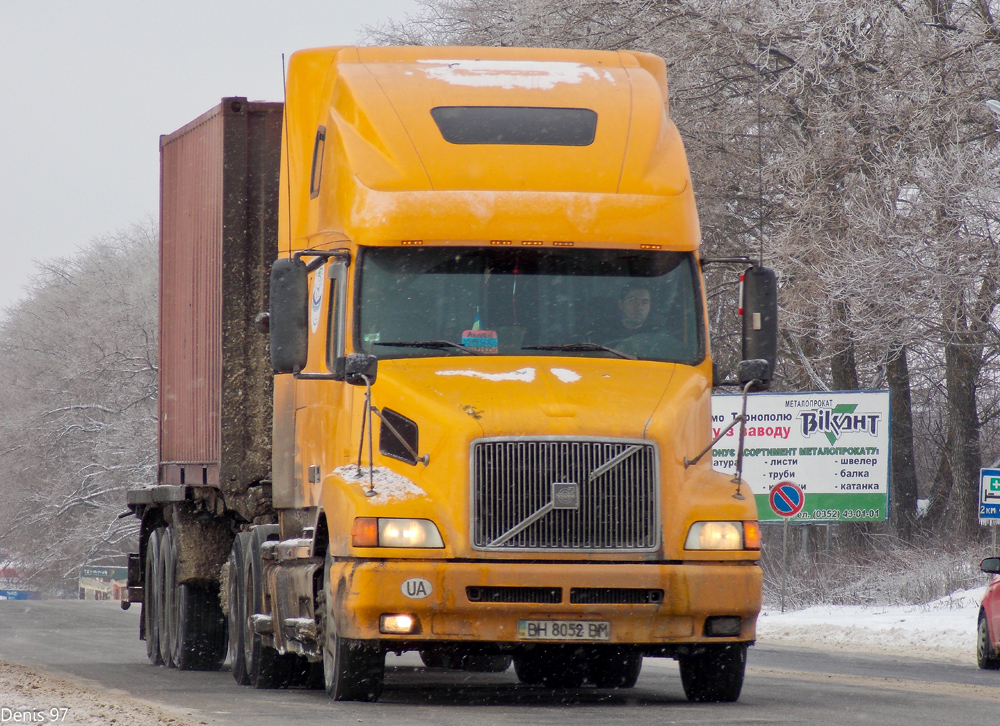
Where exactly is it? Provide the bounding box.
[711,390,890,523]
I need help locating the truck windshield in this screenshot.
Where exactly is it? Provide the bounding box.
[357,246,703,363]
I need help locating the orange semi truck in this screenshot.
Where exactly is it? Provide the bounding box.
[125,45,778,703]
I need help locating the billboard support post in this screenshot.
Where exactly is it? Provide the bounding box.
[780,518,789,613]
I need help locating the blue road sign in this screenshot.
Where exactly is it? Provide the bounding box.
[769,481,805,518]
[980,469,1000,525]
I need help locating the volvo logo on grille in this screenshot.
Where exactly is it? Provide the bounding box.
[552,482,580,510]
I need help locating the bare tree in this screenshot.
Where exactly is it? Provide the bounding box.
[0,222,157,594]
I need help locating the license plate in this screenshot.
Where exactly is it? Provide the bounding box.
[517,619,611,641]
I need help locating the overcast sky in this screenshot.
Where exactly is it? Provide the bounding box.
[0,0,420,313]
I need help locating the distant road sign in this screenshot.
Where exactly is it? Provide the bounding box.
[769,481,805,518]
[980,469,1000,525]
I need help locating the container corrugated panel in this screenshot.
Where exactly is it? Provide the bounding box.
[158,98,283,509]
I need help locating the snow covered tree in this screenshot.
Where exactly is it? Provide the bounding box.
[0,222,157,594]
[368,0,1000,540]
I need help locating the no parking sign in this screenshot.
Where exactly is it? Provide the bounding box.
[769,481,804,518]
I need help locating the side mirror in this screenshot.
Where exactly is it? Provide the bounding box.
[269,258,309,373]
[345,353,378,386]
[741,266,778,390]
[982,557,1000,575]
[738,359,770,388]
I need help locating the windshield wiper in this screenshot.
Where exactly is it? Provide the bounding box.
[521,343,636,360]
[375,340,481,355]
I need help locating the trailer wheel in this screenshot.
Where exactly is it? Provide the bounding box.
[243,525,290,688]
[587,647,642,688]
[514,645,586,688]
[228,532,252,684]
[678,643,747,702]
[321,553,384,701]
[158,527,175,667]
[143,528,163,666]
[171,582,227,670]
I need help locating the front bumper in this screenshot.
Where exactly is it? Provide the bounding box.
[328,559,761,644]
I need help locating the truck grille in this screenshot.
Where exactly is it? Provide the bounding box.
[471,438,660,552]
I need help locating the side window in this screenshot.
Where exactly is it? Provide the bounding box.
[310,126,326,199]
[326,262,347,375]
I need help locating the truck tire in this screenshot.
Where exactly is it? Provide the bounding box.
[977,612,1000,670]
[228,532,252,684]
[158,527,175,668]
[514,645,586,688]
[243,525,290,688]
[158,524,228,671]
[321,552,384,701]
[171,583,227,670]
[587,647,642,688]
[678,643,747,702]
[144,528,163,666]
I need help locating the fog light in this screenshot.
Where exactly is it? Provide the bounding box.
[704,616,742,637]
[380,613,421,634]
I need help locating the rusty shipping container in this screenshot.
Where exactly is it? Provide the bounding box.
[158,98,283,522]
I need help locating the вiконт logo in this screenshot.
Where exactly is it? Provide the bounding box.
[799,404,881,445]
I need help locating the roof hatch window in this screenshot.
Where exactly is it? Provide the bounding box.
[430,106,597,146]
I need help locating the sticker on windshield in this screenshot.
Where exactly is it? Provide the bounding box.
[461,329,498,354]
[310,264,325,333]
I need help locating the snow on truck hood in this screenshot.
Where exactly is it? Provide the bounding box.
[333,465,426,504]
[374,357,678,440]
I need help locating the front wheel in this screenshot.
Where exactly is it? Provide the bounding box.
[321,553,384,701]
[977,613,1000,670]
[678,643,747,702]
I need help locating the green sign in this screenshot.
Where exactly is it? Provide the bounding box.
[712,391,890,523]
[80,566,127,580]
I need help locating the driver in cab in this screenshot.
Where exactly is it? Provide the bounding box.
[615,284,653,338]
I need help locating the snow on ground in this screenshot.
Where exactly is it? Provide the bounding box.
[0,659,203,726]
[757,585,986,664]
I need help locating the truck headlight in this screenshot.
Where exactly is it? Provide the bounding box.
[352,518,444,548]
[685,521,759,551]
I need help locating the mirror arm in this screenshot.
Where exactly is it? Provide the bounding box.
[713,378,742,388]
[355,374,378,497]
[685,415,744,468]
[294,248,351,272]
[731,378,759,500]
[700,255,760,267]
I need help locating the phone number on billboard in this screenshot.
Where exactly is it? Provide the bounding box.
[809,508,881,520]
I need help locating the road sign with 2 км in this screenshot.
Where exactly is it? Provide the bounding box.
[980,468,1000,525]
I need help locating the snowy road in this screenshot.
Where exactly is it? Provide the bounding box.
[0,600,997,725]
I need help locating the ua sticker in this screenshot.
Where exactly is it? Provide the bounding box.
[401,577,432,600]
[310,264,325,333]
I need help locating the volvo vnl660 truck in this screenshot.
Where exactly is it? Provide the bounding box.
[125,45,778,703]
